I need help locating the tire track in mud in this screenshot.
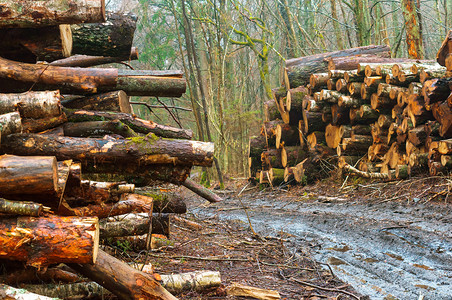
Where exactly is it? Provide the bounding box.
[192,198,452,299]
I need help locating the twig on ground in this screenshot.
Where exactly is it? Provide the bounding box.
[289,278,360,299]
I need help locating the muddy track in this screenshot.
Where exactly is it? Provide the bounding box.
[191,194,452,299]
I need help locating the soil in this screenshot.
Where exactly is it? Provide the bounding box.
[111,174,451,300]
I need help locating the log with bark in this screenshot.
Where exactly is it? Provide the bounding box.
[0,90,62,118]
[0,112,22,136]
[71,12,136,58]
[62,120,138,138]
[65,109,193,139]
[437,30,452,67]
[64,180,135,204]
[0,0,105,28]
[0,25,72,63]
[431,101,452,138]
[275,123,299,148]
[0,198,50,217]
[0,284,58,300]
[133,190,187,214]
[1,133,214,167]
[22,113,68,133]
[261,148,283,169]
[182,178,222,203]
[226,283,281,299]
[69,249,177,300]
[0,155,57,196]
[49,47,140,67]
[100,213,170,238]
[0,215,99,268]
[285,45,390,87]
[61,90,131,113]
[0,57,186,97]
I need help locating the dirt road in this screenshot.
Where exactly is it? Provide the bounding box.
[191,188,452,299]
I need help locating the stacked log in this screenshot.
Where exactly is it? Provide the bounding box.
[0,1,220,299]
[250,39,452,185]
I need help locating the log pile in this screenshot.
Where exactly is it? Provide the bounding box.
[0,1,221,299]
[250,35,452,185]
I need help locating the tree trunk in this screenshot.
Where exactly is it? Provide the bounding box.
[261,148,283,169]
[22,113,68,133]
[0,216,99,268]
[281,146,308,167]
[0,57,186,97]
[182,178,222,203]
[0,112,22,136]
[100,213,170,238]
[0,25,72,63]
[276,123,299,148]
[285,45,390,87]
[0,0,105,28]
[64,180,135,204]
[69,249,177,300]
[62,120,138,138]
[61,90,131,113]
[0,198,49,217]
[401,0,424,59]
[135,190,187,214]
[49,47,140,67]
[71,12,136,58]
[65,109,193,139]
[2,133,213,167]
[0,91,62,118]
[0,155,57,196]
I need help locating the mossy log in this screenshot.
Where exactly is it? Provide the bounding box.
[71,12,136,58]
[65,109,193,139]
[0,198,49,217]
[62,120,138,138]
[0,216,99,268]
[1,133,213,167]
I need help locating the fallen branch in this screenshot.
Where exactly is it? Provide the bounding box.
[182,178,223,203]
[289,278,360,300]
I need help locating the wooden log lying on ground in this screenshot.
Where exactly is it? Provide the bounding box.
[226,283,281,299]
[61,90,131,113]
[64,180,135,204]
[182,178,222,203]
[0,198,50,216]
[130,190,187,214]
[81,164,192,186]
[49,47,140,67]
[0,216,99,268]
[0,57,186,97]
[1,133,214,167]
[0,91,62,118]
[69,249,178,300]
[20,271,221,298]
[0,0,106,28]
[0,25,72,63]
[62,120,138,138]
[0,284,58,300]
[65,109,193,139]
[0,266,80,285]
[62,194,154,219]
[22,113,67,133]
[285,45,390,87]
[71,12,136,58]
[0,112,22,136]
[0,155,57,196]
[100,213,170,238]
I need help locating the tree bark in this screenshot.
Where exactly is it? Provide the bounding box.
[0,198,49,217]
[22,113,67,133]
[285,45,391,87]
[2,133,213,167]
[401,0,424,59]
[0,57,186,97]
[49,47,140,67]
[62,120,138,138]
[0,284,58,300]
[0,154,57,196]
[0,112,22,136]
[0,91,62,118]
[100,213,170,238]
[61,90,131,113]
[71,12,135,58]
[65,109,193,139]
[135,190,187,214]
[276,123,299,148]
[69,249,177,300]
[0,0,105,28]
[0,216,99,268]
[0,25,72,62]
[182,178,222,203]
[64,180,135,204]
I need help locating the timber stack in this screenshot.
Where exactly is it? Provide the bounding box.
[0,1,221,299]
[249,31,452,186]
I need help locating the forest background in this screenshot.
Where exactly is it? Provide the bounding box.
[107,0,451,182]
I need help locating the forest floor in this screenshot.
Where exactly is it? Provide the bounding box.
[111,173,451,300]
